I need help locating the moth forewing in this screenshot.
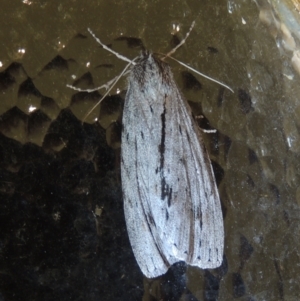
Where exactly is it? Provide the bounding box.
[121,53,224,278]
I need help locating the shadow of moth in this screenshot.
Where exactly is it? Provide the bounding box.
[70,22,226,278]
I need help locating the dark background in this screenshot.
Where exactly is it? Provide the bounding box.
[0,0,299,300]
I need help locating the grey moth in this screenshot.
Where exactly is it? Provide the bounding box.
[121,52,224,278]
[69,24,226,278]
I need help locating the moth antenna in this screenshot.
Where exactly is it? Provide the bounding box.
[166,55,234,93]
[66,28,137,121]
[157,21,233,93]
[81,60,133,122]
[66,67,131,93]
[87,28,136,65]
[164,21,196,58]
[66,74,121,93]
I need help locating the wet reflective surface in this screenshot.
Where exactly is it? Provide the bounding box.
[1,0,300,300]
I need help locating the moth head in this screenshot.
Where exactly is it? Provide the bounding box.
[132,52,172,88]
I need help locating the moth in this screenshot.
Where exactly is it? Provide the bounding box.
[68,23,227,278]
[121,52,224,278]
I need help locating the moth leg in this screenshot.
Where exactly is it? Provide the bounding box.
[195,115,217,133]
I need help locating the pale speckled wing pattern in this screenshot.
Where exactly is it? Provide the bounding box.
[121,53,224,278]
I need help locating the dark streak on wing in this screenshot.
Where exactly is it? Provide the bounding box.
[134,137,140,207]
[179,124,182,135]
[159,95,166,171]
[159,94,173,206]
[147,213,156,227]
